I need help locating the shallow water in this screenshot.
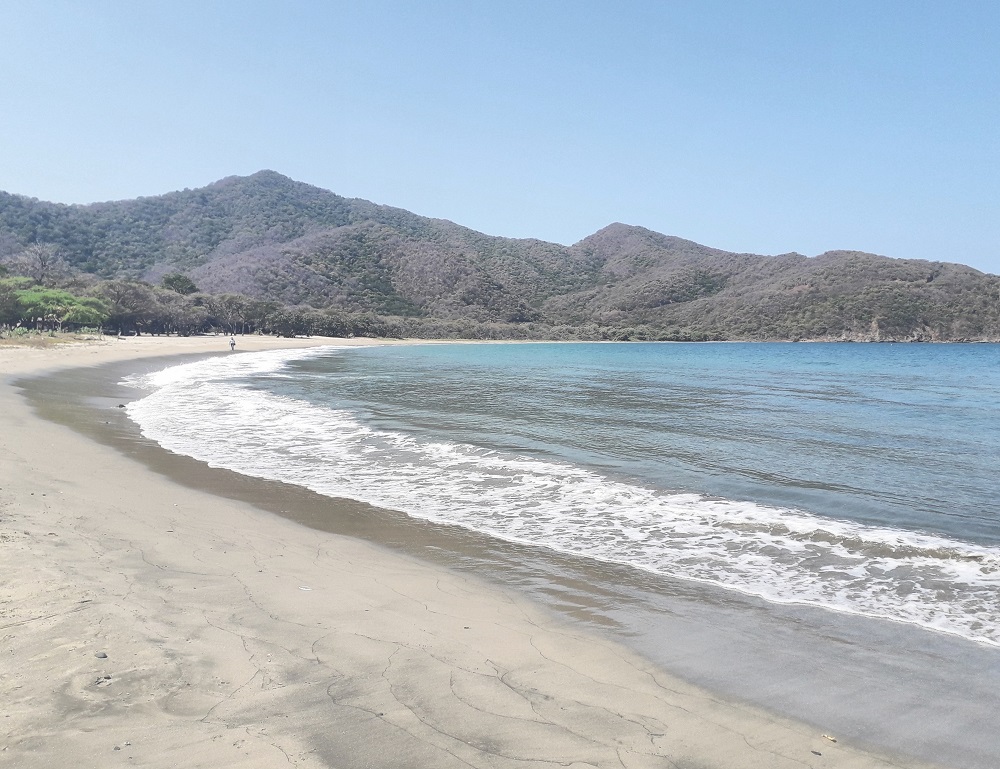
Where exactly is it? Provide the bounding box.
[125,342,1000,648]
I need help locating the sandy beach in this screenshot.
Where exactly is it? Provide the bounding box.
[0,336,938,768]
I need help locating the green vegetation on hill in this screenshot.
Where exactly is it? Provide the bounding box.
[1,172,997,341]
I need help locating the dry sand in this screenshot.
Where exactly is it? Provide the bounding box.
[0,336,938,768]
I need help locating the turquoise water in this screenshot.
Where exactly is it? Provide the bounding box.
[287,342,1000,542]
[125,342,1000,646]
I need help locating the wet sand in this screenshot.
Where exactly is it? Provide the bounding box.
[0,336,944,768]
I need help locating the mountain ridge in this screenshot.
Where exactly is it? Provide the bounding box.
[2,171,998,340]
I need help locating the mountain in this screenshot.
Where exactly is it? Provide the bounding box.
[1,171,998,340]
[554,224,999,340]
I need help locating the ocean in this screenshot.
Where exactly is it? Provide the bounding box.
[124,341,1000,648]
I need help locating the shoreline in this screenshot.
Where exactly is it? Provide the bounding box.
[0,337,948,768]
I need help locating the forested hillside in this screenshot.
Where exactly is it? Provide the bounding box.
[1,171,998,341]
[552,225,1000,340]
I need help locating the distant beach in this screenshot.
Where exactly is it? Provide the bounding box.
[0,335,981,768]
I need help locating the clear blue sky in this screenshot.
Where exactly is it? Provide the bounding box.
[2,1,998,273]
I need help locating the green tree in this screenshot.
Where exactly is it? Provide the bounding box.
[153,289,209,335]
[161,272,199,295]
[0,277,32,325]
[93,280,159,334]
[15,286,109,330]
[268,308,312,337]
[245,299,283,334]
[205,293,250,333]
[61,296,111,328]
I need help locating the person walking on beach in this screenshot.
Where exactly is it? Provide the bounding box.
[229,336,236,351]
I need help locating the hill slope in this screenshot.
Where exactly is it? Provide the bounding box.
[553,224,999,340]
[1,171,997,340]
